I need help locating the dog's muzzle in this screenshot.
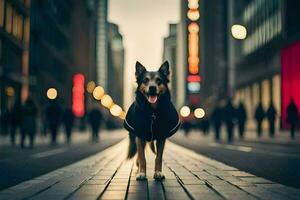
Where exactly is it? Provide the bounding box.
[147,86,158,104]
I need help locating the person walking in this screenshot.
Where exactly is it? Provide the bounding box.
[63,108,74,144]
[10,99,22,146]
[266,101,277,137]
[46,99,62,145]
[211,105,222,141]
[255,102,265,137]
[223,99,236,143]
[236,102,247,139]
[20,97,38,148]
[287,99,298,139]
[87,108,103,142]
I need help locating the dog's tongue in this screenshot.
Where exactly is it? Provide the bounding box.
[148,95,158,104]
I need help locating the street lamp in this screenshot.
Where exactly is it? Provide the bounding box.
[194,108,205,119]
[47,88,57,100]
[231,24,247,40]
[180,106,191,117]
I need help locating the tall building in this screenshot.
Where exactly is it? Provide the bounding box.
[29,0,97,113]
[0,0,30,118]
[96,0,108,90]
[229,0,300,130]
[107,23,124,107]
[200,0,229,113]
[177,0,202,109]
[163,24,178,106]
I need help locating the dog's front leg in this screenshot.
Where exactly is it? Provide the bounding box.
[136,137,147,180]
[154,139,165,180]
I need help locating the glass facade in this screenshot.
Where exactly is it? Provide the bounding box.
[242,0,282,55]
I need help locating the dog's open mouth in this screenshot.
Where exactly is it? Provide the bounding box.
[147,95,158,104]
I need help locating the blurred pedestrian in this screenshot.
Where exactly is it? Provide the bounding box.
[201,118,210,135]
[63,108,74,144]
[287,99,298,139]
[266,101,277,137]
[211,105,222,141]
[10,99,22,146]
[223,99,236,143]
[46,99,62,145]
[236,102,247,139]
[20,97,38,148]
[87,108,103,142]
[255,102,265,137]
[1,109,9,135]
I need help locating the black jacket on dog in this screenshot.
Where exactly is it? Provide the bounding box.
[124,90,181,141]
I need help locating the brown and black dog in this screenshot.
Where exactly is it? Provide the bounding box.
[124,61,180,180]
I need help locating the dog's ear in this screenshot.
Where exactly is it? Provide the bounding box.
[159,61,170,79]
[135,61,146,79]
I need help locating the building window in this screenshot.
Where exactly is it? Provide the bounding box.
[0,0,4,27]
[5,3,12,33]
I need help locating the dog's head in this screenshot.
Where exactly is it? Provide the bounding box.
[135,61,170,104]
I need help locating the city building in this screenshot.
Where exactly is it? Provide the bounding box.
[163,24,178,106]
[229,0,300,130]
[107,22,124,108]
[29,0,97,115]
[200,0,229,113]
[0,0,30,116]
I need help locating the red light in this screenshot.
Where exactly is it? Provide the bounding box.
[187,75,201,82]
[72,73,85,117]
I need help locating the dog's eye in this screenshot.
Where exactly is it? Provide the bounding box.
[156,78,162,85]
[143,78,149,83]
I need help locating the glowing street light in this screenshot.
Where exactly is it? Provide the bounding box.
[101,94,113,108]
[187,9,200,21]
[180,106,191,117]
[93,86,104,100]
[86,81,96,94]
[110,104,122,117]
[47,88,57,100]
[194,108,205,119]
[231,24,247,40]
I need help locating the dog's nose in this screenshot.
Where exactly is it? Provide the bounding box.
[149,86,157,95]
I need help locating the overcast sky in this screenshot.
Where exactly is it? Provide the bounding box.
[108,0,180,109]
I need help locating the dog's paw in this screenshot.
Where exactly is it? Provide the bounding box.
[153,171,165,180]
[136,172,147,181]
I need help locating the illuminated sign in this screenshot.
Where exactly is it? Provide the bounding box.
[72,73,85,117]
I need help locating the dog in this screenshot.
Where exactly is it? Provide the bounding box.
[123,61,181,181]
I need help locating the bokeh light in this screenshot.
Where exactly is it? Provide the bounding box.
[231,24,247,40]
[101,94,113,108]
[180,106,191,117]
[110,104,122,117]
[187,9,200,21]
[93,86,105,100]
[194,108,205,119]
[86,81,96,93]
[47,88,57,100]
[6,87,15,97]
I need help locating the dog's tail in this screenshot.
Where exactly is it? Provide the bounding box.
[127,132,137,159]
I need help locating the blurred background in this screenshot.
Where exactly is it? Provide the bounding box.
[0,0,300,190]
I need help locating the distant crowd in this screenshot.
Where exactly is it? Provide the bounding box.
[183,99,299,142]
[0,97,106,148]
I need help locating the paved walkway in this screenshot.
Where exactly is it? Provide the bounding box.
[1,139,300,200]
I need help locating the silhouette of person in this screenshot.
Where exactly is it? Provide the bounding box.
[1,109,9,135]
[87,108,103,142]
[266,101,277,137]
[223,99,236,143]
[46,99,62,145]
[63,108,74,144]
[255,102,265,137]
[211,105,222,141]
[236,102,247,139]
[20,97,38,148]
[10,99,22,146]
[201,117,210,135]
[287,99,298,139]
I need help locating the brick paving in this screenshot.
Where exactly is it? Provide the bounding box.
[1,139,300,200]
